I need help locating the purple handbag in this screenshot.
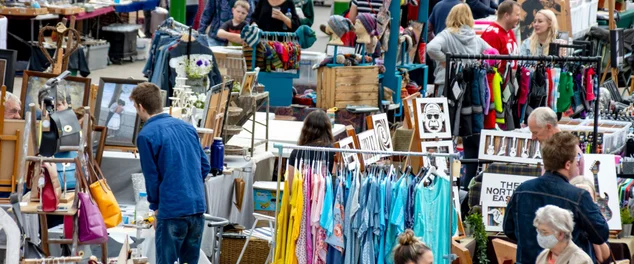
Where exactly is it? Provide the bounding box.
[78,192,108,244]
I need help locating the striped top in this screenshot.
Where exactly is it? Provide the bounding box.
[352,0,383,14]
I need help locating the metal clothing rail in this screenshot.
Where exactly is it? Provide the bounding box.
[444,52,602,153]
[272,143,461,263]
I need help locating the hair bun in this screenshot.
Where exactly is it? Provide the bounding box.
[398,229,418,246]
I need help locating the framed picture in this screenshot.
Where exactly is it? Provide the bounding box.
[240,67,259,96]
[357,129,380,165]
[480,173,534,232]
[583,154,622,230]
[415,97,451,139]
[478,130,541,164]
[420,140,454,171]
[0,49,17,93]
[92,126,107,166]
[371,113,393,154]
[20,71,91,117]
[202,80,233,127]
[94,78,145,147]
[336,136,360,170]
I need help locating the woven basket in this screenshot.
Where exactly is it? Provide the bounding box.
[220,236,270,264]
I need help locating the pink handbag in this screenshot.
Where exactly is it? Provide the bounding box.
[77,192,108,244]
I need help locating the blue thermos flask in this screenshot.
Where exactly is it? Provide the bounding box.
[210,137,225,176]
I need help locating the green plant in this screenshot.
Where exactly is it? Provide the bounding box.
[465,213,490,264]
[621,208,633,225]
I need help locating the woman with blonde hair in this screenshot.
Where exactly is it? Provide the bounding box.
[520,9,559,56]
[427,3,493,93]
[393,229,433,264]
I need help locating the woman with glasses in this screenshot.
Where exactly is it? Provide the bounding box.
[533,205,593,264]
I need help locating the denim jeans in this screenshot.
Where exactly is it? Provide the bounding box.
[155,213,204,264]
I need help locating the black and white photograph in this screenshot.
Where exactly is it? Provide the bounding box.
[416,97,452,139]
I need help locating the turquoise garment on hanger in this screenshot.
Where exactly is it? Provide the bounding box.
[320,174,334,235]
[413,176,458,264]
[384,175,408,264]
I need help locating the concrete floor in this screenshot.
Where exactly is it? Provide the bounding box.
[11,5,332,99]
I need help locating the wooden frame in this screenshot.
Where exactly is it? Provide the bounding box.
[0,85,23,201]
[92,126,107,166]
[420,140,455,169]
[0,49,17,93]
[240,68,259,96]
[20,70,91,117]
[367,113,393,155]
[402,92,420,129]
[94,77,145,147]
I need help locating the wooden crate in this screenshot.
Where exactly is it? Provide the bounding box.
[0,7,48,16]
[47,6,84,15]
[316,66,379,109]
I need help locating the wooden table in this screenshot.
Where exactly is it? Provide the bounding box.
[19,199,108,262]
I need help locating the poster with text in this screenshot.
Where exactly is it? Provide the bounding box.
[583,154,622,230]
[480,173,535,232]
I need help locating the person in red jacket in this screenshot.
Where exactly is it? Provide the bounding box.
[480,0,520,74]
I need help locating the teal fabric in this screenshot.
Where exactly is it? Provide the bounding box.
[413,176,458,264]
[320,174,334,235]
[384,176,407,264]
[295,25,316,49]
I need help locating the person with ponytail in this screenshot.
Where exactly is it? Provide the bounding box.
[520,9,559,56]
[393,229,434,264]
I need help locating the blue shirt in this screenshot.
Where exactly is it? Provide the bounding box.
[428,0,462,35]
[136,113,211,219]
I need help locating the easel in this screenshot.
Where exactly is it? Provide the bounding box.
[600,0,620,89]
[16,104,108,262]
[402,92,421,130]
[201,78,231,146]
[38,18,80,75]
[0,85,22,202]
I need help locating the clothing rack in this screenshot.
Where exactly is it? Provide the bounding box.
[444,53,602,153]
[272,143,461,262]
[250,30,300,72]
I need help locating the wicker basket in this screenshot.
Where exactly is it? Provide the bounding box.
[220,236,270,264]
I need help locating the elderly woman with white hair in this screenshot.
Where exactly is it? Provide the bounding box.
[534,205,593,264]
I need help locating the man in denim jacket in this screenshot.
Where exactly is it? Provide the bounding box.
[503,132,609,263]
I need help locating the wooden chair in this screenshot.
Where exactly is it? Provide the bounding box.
[452,240,473,264]
[492,238,517,264]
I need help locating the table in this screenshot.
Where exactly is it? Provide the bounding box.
[227,112,347,157]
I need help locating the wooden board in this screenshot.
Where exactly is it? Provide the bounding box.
[0,7,49,16]
[47,6,84,15]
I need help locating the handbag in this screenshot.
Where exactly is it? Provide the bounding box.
[77,192,108,243]
[40,109,81,157]
[40,163,62,212]
[88,158,122,228]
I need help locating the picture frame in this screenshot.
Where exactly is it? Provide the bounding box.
[371,113,393,154]
[356,129,381,165]
[420,140,454,171]
[583,154,622,230]
[202,80,233,127]
[94,78,145,147]
[336,136,360,170]
[480,173,535,232]
[0,49,17,93]
[478,130,541,164]
[415,97,452,139]
[92,126,107,166]
[240,67,259,96]
[20,70,91,117]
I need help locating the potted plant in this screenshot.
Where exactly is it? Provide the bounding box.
[621,207,633,238]
[465,211,490,264]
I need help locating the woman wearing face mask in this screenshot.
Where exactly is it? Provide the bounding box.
[534,205,593,264]
[519,9,558,56]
